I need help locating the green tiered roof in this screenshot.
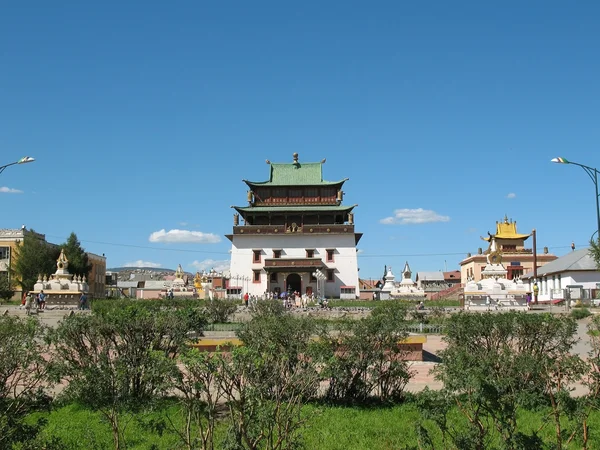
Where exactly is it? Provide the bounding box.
[244,155,347,187]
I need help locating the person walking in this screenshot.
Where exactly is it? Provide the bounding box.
[79,292,88,310]
[38,290,46,311]
[24,291,33,315]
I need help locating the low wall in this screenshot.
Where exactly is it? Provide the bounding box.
[190,335,427,361]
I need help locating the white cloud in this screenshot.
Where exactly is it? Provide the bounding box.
[149,229,221,244]
[189,259,230,272]
[380,208,450,225]
[0,186,23,194]
[506,192,516,199]
[179,221,188,226]
[123,260,162,268]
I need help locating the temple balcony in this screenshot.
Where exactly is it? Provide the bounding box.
[232,224,355,235]
[263,257,324,272]
[253,196,339,206]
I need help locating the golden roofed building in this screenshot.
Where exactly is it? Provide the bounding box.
[459,216,557,284]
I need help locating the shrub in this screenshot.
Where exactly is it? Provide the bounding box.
[314,301,413,403]
[0,316,53,448]
[570,307,591,320]
[204,298,239,323]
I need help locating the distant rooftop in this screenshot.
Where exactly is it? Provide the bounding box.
[483,215,531,241]
[523,248,599,278]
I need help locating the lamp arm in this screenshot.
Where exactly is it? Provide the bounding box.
[568,161,599,184]
[0,161,19,174]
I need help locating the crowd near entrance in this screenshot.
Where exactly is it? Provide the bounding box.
[286,273,301,294]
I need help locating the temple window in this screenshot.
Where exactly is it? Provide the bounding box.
[326,249,335,262]
[326,269,334,282]
[253,270,261,283]
[273,249,282,259]
[306,249,315,258]
[270,272,278,283]
[503,245,517,251]
[252,250,261,263]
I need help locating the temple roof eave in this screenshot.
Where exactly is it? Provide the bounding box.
[243,178,349,188]
[232,204,357,214]
[483,233,532,241]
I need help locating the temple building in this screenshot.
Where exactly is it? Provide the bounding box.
[459,216,557,284]
[227,153,362,298]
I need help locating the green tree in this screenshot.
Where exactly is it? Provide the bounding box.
[0,273,14,302]
[60,232,93,278]
[11,229,59,291]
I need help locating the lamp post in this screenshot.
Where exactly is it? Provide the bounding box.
[0,156,35,175]
[551,157,600,241]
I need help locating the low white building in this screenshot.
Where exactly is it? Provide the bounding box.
[522,248,600,303]
[227,153,362,299]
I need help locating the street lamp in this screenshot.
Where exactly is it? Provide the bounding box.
[551,157,600,241]
[0,156,35,175]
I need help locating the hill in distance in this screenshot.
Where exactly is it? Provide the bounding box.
[108,267,176,273]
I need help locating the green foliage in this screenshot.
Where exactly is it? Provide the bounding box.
[169,350,225,450]
[11,229,60,291]
[571,307,592,320]
[61,232,93,279]
[0,272,14,301]
[220,345,319,450]
[434,312,583,450]
[48,303,205,449]
[589,236,600,270]
[0,315,53,448]
[204,298,239,323]
[314,301,413,403]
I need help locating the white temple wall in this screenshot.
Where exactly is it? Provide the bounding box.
[229,234,360,298]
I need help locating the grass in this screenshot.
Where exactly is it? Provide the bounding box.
[28,400,600,449]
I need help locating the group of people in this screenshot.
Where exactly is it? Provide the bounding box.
[22,290,46,315]
[21,290,89,314]
[241,290,324,309]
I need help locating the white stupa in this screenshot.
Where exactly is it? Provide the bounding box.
[33,249,89,305]
[379,266,396,300]
[464,235,528,310]
[395,261,425,297]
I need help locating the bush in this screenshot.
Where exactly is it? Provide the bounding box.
[570,307,592,320]
[314,301,413,403]
[204,298,239,323]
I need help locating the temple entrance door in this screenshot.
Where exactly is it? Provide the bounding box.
[286,273,301,294]
[305,286,313,296]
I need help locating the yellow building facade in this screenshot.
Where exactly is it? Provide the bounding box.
[459,217,557,284]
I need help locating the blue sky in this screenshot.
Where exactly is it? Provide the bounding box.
[1,1,599,279]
